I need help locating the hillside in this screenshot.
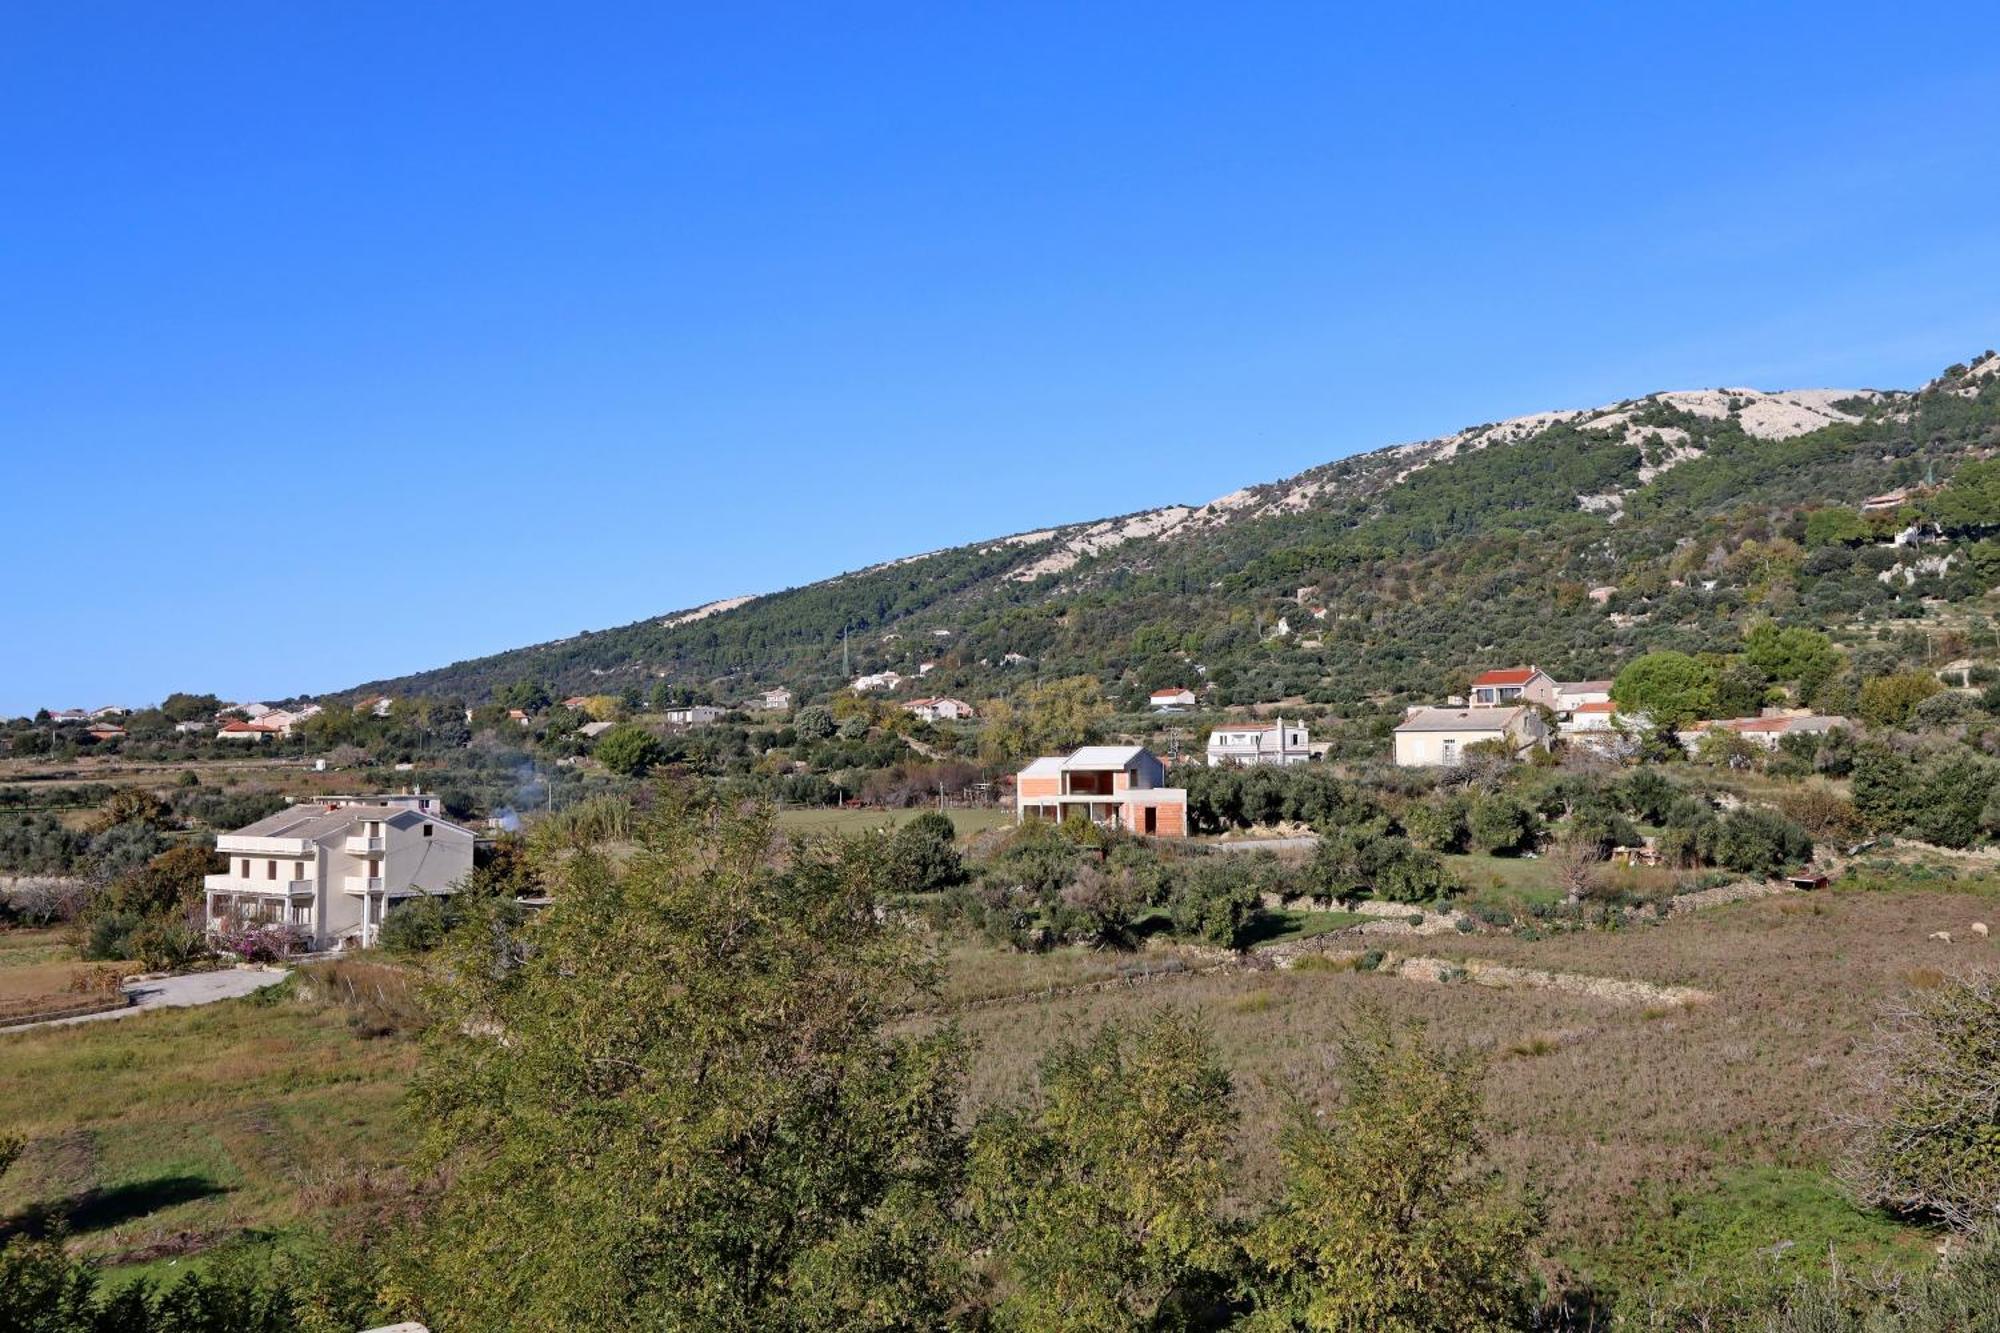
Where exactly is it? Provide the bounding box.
[354,352,2000,710]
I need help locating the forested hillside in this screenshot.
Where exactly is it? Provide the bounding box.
[355,352,2000,709]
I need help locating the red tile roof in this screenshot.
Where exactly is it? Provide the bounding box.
[1575,701,1617,714]
[1471,667,1539,687]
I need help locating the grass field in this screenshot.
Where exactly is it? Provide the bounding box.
[0,970,415,1279]
[3,883,1994,1303]
[940,886,1997,1295]
[1444,852,1564,906]
[774,805,1015,838]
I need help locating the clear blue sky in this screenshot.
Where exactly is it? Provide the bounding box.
[5,3,1997,715]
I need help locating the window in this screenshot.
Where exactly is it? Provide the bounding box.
[422,823,433,838]
[239,859,250,877]
[267,860,277,880]
[1442,738,1458,763]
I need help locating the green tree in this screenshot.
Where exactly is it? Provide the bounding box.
[1931,458,2000,532]
[1242,1015,1540,1332]
[1857,672,1944,728]
[967,1010,1238,1330]
[980,676,1112,762]
[1466,795,1536,855]
[103,842,223,919]
[1611,651,1717,726]
[496,679,552,713]
[1803,507,1869,548]
[794,704,837,742]
[399,793,970,1331]
[593,723,666,776]
[1400,795,1467,853]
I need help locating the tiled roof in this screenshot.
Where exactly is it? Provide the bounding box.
[1471,667,1539,687]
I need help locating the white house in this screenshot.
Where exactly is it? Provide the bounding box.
[1392,705,1549,767]
[1678,713,1851,754]
[203,794,476,950]
[1150,687,1197,713]
[1554,680,1613,714]
[663,704,724,726]
[851,671,906,693]
[753,687,793,712]
[1206,718,1310,767]
[905,697,976,722]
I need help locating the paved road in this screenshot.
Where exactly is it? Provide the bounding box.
[19,967,290,1031]
[1205,835,1320,853]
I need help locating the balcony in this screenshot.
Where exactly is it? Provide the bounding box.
[343,875,385,895]
[204,874,314,897]
[344,835,385,855]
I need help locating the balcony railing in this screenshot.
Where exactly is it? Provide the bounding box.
[204,874,315,897]
[343,875,386,895]
[344,835,386,855]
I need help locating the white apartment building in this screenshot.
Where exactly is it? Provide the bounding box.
[203,793,476,951]
[1205,718,1311,767]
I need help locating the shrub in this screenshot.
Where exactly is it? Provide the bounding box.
[1242,1014,1540,1329]
[1467,795,1537,855]
[1845,971,2000,1230]
[1167,862,1259,948]
[1401,795,1468,852]
[82,910,143,962]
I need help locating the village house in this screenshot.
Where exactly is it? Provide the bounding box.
[47,709,88,725]
[218,719,285,742]
[88,705,127,720]
[203,793,476,950]
[1015,745,1188,837]
[1678,713,1850,753]
[85,724,126,743]
[851,670,905,693]
[1861,488,1910,514]
[1205,718,1310,767]
[355,696,396,718]
[662,704,724,726]
[1554,679,1613,714]
[578,720,617,739]
[1468,667,1560,709]
[561,695,595,710]
[753,686,793,712]
[904,697,976,722]
[1392,705,1549,767]
[1149,686,1197,713]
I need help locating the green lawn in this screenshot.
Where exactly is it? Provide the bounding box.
[0,976,415,1276]
[774,806,1015,838]
[1241,909,1366,948]
[1445,853,1563,907]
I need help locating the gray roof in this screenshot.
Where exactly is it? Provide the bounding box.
[1394,706,1526,734]
[229,802,423,841]
[1061,745,1149,769]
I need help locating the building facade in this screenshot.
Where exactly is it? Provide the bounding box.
[1392,705,1548,767]
[1205,718,1310,767]
[1015,745,1188,837]
[203,793,476,951]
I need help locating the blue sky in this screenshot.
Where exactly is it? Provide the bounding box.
[5,3,1997,714]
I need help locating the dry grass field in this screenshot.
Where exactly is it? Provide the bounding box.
[2,882,1993,1302]
[775,805,1015,838]
[940,886,2000,1293]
